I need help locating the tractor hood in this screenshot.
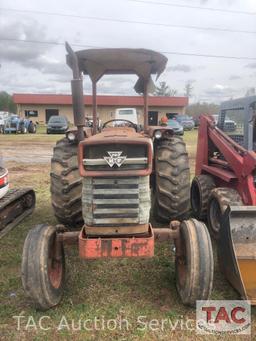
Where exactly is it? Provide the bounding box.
[84,127,149,141]
[78,127,153,177]
[8,116,19,122]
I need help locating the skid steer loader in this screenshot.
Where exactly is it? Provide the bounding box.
[21,43,214,310]
[191,96,256,304]
[0,156,35,238]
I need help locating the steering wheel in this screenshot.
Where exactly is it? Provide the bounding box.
[102,119,137,130]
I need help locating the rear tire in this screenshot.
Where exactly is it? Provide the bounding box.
[176,219,214,306]
[20,124,27,134]
[50,138,83,228]
[21,224,65,310]
[153,136,190,222]
[28,122,36,133]
[191,175,215,220]
[207,188,243,239]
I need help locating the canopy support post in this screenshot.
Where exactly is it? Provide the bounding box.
[92,81,97,135]
[144,80,149,131]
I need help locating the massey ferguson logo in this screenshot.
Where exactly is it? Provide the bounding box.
[104,151,127,167]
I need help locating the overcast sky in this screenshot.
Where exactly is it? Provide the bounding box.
[0,0,255,103]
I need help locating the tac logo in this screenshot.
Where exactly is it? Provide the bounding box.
[104,151,127,168]
[196,300,251,335]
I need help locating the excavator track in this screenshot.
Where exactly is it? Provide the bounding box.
[0,188,36,239]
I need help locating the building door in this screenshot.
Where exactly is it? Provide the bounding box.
[45,109,59,123]
[148,111,158,125]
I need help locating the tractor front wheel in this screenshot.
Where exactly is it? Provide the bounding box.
[175,219,214,306]
[21,224,65,310]
[207,188,242,239]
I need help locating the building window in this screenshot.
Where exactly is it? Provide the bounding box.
[25,110,38,117]
[166,113,178,119]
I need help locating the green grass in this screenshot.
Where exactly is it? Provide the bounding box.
[183,129,198,179]
[0,129,255,340]
[36,124,47,134]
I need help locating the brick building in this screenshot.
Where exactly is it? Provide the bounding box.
[13,94,188,125]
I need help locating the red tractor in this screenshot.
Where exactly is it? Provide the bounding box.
[21,43,213,310]
[191,96,256,304]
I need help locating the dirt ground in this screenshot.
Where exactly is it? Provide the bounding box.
[0,134,57,164]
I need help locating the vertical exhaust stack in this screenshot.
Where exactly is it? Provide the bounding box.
[143,80,149,132]
[65,42,85,141]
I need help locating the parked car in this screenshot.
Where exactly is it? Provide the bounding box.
[0,112,9,133]
[192,116,200,128]
[212,114,237,132]
[4,114,36,134]
[167,119,184,135]
[47,116,69,134]
[176,115,195,130]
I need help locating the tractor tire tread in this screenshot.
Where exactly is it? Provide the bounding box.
[154,136,190,222]
[50,138,83,228]
[191,174,215,220]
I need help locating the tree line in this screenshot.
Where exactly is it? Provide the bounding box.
[0,92,17,113]
[154,82,256,117]
[154,81,193,98]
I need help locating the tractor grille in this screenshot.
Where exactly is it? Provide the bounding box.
[82,176,150,227]
[83,143,148,171]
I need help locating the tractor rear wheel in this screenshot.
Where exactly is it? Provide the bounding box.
[207,187,243,239]
[175,219,214,306]
[191,174,215,220]
[28,122,37,133]
[50,138,83,228]
[20,124,27,134]
[153,136,190,222]
[21,224,65,310]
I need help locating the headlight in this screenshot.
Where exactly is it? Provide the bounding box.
[67,132,76,141]
[154,130,162,139]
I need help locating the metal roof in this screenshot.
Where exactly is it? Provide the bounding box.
[65,44,168,93]
[67,47,167,79]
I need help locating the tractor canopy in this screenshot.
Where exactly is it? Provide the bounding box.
[65,42,168,137]
[66,45,168,94]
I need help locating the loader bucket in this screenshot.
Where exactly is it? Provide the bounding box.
[218,206,256,304]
